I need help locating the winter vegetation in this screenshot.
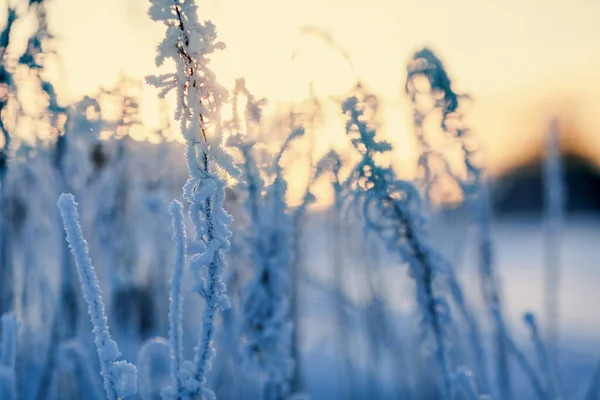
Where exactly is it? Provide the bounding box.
[0,0,599,399]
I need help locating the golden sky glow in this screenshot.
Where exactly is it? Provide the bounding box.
[28,0,600,174]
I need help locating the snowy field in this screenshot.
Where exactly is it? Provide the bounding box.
[1,0,598,399]
[299,211,600,399]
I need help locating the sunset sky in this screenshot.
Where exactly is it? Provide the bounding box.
[11,0,600,174]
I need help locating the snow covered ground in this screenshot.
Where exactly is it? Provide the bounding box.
[297,210,600,399]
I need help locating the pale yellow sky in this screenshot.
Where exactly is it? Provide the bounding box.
[14,0,600,172]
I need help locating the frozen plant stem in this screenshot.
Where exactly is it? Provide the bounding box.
[168,200,187,395]
[342,93,454,400]
[543,119,563,393]
[147,0,237,398]
[524,313,557,398]
[233,128,304,399]
[405,49,506,397]
[57,194,137,400]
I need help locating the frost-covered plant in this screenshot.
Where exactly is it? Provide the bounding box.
[225,78,312,398]
[225,78,267,140]
[57,193,137,400]
[232,129,304,399]
[341,87,481,400]
[406,48,509,398]
[491,308,546,400]
[166,200,186,397]
[523,312,560,399]
[147,1,237,398]
[543,119,564,387]
[0,312,18,400]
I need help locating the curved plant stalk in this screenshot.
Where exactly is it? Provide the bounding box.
[342,90,457,399]
[406,48,509,398]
